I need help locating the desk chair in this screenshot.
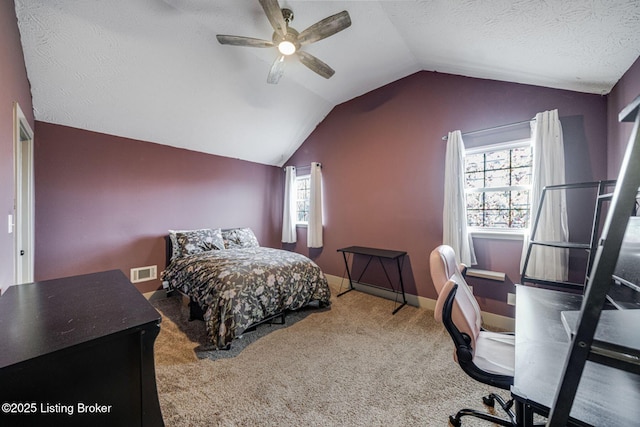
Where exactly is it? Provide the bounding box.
[430,245,516,427]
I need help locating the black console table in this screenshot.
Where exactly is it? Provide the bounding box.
[0,270,164,426]
[337,246,408,314]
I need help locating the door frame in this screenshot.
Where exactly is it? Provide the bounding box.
[13,102,34,285]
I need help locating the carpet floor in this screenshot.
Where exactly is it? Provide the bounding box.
[152,285,511,426]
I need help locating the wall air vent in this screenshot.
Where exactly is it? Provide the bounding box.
[130,265,157,283]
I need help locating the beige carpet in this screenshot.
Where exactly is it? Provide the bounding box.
[152,286,508,426]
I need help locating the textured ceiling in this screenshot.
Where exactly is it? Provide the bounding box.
[15,0,640,166]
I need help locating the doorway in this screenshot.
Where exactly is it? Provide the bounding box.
[14,102,34,284]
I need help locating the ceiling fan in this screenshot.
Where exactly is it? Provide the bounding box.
[216,0,351,84]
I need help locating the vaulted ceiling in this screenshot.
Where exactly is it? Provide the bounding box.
[15,0,640,166]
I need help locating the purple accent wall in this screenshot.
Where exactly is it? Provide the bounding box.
[0,1,34,293]
[286,71,608,316]
[34,122,283,293]
[607,57,640,178]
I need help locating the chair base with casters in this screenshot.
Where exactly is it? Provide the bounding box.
[449,392,516,427]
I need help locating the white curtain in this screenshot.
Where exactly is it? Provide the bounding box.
[520,109,569,280]
[443,130,477,266]
[308,162,323,248]
[281,166,297,243]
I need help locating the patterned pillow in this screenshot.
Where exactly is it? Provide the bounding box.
[170,228,225,259]
[222,228,260,249]
[209,228,226,250]
[168,229,191,261]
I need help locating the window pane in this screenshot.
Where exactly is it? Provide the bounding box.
[465,153,484,173]
[465,171,484,189]
[296,201,309,222]
[485,150,510,170]
[466,192,483,210]
[511,166,531,186]
[511,190,530,209]
[485,191,509,209]
[512,147,532,166]
[484,168,510,188]
[511,209,529,228]
[467,210,484,227]
[484,209,510,228]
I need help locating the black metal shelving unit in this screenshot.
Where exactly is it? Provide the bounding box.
[521,180,616,292]
[546,95,640,426]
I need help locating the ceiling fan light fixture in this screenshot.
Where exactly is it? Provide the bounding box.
[275,28,299,56]
[218,2,351,83]
[278,40,296,55]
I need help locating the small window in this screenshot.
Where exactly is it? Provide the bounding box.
[464,139,533,230]
[295,175,310,224]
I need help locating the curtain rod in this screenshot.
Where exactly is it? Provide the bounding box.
[282,163,322,171]
[441,118,535,141]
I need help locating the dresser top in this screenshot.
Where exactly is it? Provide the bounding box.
[0,270,161,369]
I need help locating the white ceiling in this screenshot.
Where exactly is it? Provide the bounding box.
[15,0,640,166]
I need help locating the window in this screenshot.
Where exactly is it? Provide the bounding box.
[464,139,533,230]
[295,175,310,224]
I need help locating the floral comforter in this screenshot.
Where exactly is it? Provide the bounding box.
[162,247,331,349]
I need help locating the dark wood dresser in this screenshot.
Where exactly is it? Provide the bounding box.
[0,270,164,426]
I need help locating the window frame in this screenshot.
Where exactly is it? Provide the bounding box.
[464,137,532,238]
[294,174,311,226]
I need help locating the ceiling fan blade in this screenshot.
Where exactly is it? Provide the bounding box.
[216,35,274,48]
[259,0,287,38]
[267,55,286,84]
[298,11,351,46]
[296,51,335,79]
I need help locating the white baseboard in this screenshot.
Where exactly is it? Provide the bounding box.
[325,273,514,331]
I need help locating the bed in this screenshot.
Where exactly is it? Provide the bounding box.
[161,227,331,349]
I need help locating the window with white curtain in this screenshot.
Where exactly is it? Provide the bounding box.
[464,138,533,230]
[295,175,310,224]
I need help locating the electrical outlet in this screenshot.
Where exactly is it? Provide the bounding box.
[507,293,516,306]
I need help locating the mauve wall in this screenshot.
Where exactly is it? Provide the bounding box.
[607,56,640,178]
[286,71,607,317]
[0,1,34,293]
[34,122,283,293]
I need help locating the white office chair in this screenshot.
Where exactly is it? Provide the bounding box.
[430,244,516,427]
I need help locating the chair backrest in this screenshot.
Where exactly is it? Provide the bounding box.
[430,245,482,355]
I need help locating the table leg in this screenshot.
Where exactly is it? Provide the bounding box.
[337,251,355,297]
[515,400,535,427]
[392,256,407,315]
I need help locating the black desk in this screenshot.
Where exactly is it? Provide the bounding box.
[513,285,640,426]
[0,270,164,426]
[337,246,407,314]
